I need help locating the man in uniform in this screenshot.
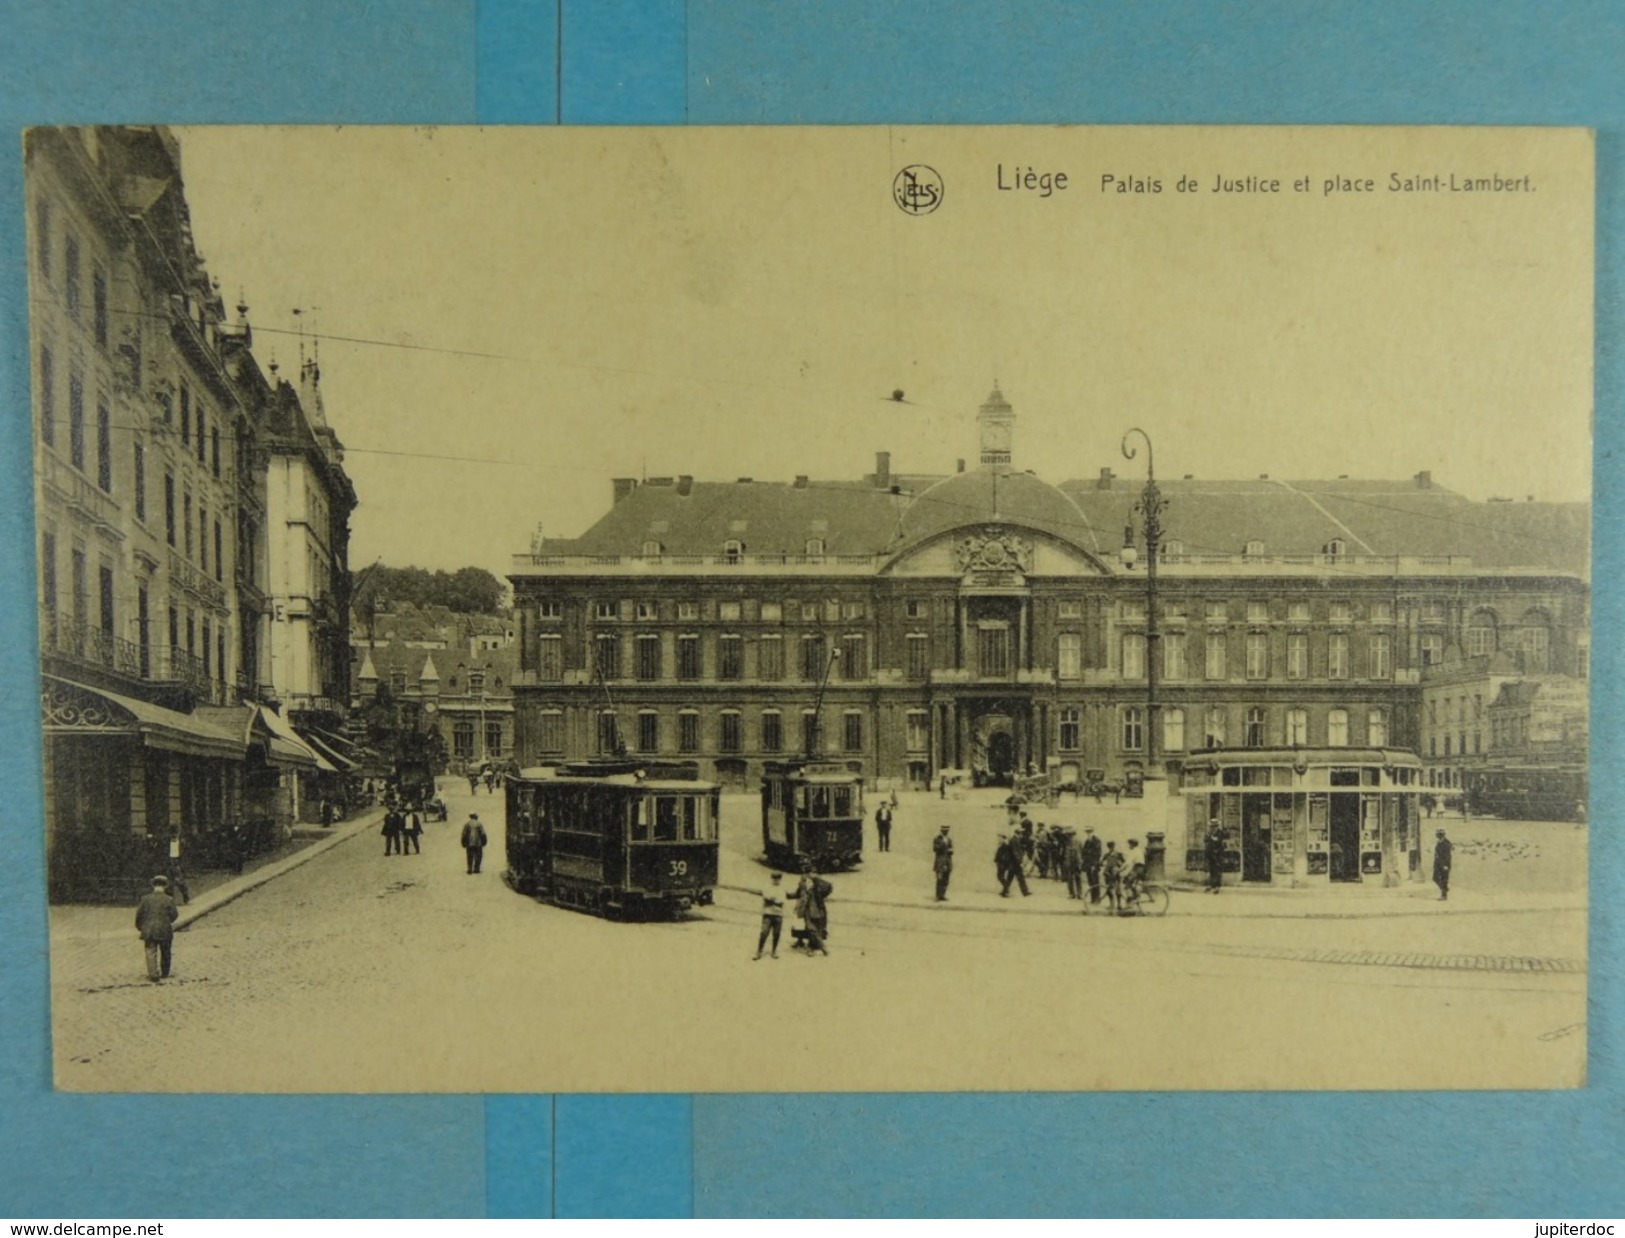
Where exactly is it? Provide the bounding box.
[134,875,179,982]
[932,824,955,901]
[1433,827,1453,900]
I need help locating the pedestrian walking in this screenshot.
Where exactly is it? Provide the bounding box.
[461,813,488,873]
[381,806,403,856]
[135,875,179,982]
[753,872,786,959]
[932,824,955,901]
[1081,826,1103,905]
[875,802,893,852]
[484,767,498,794]
[1204,820,1226,893]
[402,808,423,855]
[939,776,947,800]
[1433,828,1453,900]
[995,834,1030,897]
[467,770,480,796]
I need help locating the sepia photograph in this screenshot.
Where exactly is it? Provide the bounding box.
[28,124,1591,1092]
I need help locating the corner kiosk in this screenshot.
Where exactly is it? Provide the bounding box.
[1176,747,1426,888]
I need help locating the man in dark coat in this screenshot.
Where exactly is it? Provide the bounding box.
[874,802,893,853]
[402,808,423,855]
[1433,828,1453,900]
[1204,820,1226,893]
[1080,827,1104,905]
[932,824,954,901]
[382,806,403,856]
[1061,828,1085,900]
[461,813,488,874]
[135,875,179,982]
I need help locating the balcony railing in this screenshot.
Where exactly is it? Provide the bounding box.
[514,551,885,576]
[168,547,228,609]
[38,446,121,532]
[44,618,233,704]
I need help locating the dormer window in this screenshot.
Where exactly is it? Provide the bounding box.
[1161,540,1184,558]
[722,539,745,564]
[642,540,663,558]
[1324,538,1347,558]
[805,538,825,557]
[1244,539,1265,558]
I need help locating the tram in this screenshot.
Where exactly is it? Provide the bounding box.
[1462,762,1587,822]
[504,758,720,918]
[761,759,865,872]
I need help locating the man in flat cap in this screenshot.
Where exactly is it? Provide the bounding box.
[134,875,179,982]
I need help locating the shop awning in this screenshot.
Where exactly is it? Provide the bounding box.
[43,676,245,760]
[293,726,353,773]
[254,705,325,771]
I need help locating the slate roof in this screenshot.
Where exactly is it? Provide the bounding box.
[543,468,1588,577]
[355,642,520,696]
[1060,478,1589,574]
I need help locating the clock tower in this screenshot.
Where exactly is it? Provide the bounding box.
[977,386,1014,467]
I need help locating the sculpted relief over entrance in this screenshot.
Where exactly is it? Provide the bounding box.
[953,528,1034,575]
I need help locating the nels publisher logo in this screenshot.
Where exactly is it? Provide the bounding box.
[893,164,944,215]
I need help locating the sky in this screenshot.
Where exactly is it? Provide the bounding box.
[170,125,1594,579]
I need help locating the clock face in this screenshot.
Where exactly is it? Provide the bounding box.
[987,424,1011,450]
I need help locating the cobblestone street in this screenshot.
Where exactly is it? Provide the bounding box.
[51,783,1587,1093]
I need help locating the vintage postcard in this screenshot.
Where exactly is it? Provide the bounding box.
[29,125,1589,1092]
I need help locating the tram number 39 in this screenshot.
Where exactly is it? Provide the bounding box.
[668,860,689,877]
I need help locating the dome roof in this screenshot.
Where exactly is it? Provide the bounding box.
[892,465,1100,556]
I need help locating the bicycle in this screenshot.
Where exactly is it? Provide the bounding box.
[1116,880,1170,916]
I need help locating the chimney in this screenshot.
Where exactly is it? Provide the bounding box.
[612,478,638,504]
[956,458,966,474]
[676,475,693,496]
[876,451,891,489]
[1415,470,1433,489]
[794,474,809,489]
[1097,467,1115,490]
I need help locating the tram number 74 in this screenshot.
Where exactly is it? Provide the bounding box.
[669,860,689,877]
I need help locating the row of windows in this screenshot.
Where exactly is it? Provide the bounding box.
[1087,705,1391,754]
[529,708,869,757]
[35,203,110,349]
[1119,631,1393,681]
[39,527,231,680]
[541,628,1408,684]
[526,702,1389,759]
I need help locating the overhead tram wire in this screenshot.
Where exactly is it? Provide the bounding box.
[49,300,1590,553]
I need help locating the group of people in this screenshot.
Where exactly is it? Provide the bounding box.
[754,864,833,959]
[380,802,426,855]
[988,815,1141,908]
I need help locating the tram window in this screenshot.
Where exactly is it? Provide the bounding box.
[682,797,700,840]
[833,786,852,817]
[654,796,680,841]
[631,800,651,842]
[809,786,831,818]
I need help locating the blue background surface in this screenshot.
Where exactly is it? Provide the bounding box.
[1,0,1620,1218]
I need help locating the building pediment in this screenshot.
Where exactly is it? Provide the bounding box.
[883,525,1112,577]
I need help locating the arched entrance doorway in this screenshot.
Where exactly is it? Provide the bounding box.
[987,730,1016,783]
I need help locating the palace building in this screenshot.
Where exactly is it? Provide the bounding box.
[507,390,1589,802]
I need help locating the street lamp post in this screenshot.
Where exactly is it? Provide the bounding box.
[1120,428,1168,774]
